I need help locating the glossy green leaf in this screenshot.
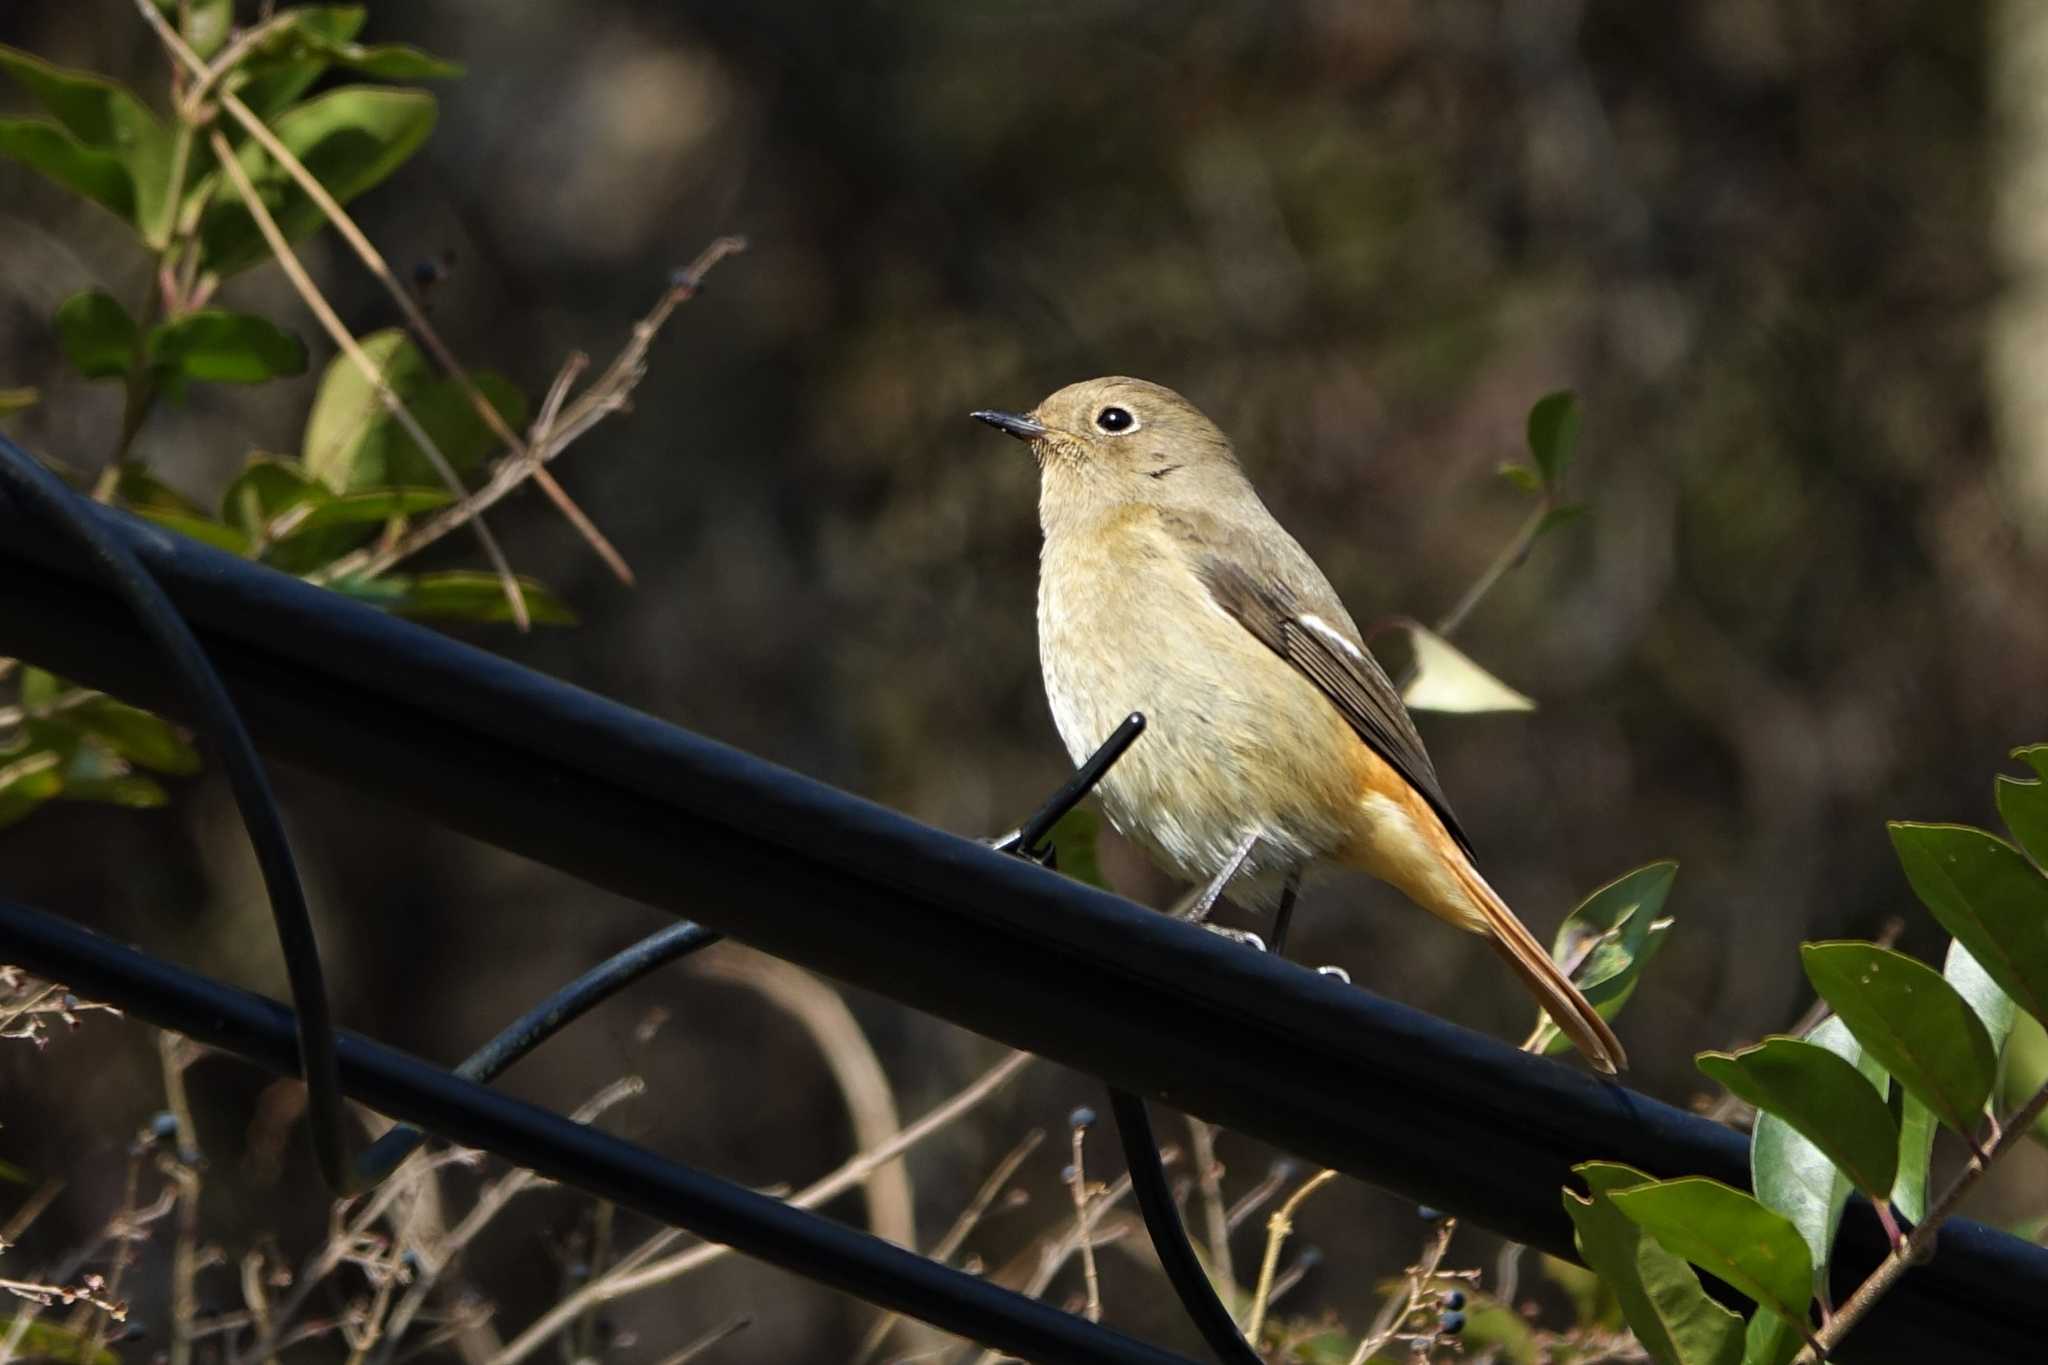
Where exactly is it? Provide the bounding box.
[1047,806,1106,890]
[1893,1087,1938,1226]
[1530,861,1678,1056]
[1890,822,2048,1027]
[223,456,323,537]
[228,7,370,120]
[0,751,63,829]
[1802,941,1996,1139]
[1742,1309,1804,1365]
[1701,1036,1895,1198]
[0,119,136,222]
[282,31,463,81]
[301,329,523,490]
[178,0,234,59]
[1396,623,1534,713]
[1525,390,1579,489]
[131,507,253,555]
[0,45,172,235]
[54,289,139,380]
[72,698,200,776]
[147,311,307,384]
[1998,744,2048,868]
[1609,1177,1813,1328]
[1750,1017,1883,1287]
[200,86,438,276]
[1562,1162,1744,1365]
[2003,1011,2048,1146]
[332,571,575,626]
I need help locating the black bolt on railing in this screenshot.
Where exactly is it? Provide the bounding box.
[5,434,2048,1362]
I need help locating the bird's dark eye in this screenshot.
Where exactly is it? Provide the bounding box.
[1095,406,1135,433]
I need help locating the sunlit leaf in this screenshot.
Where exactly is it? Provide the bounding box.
[1750,1017,1883,1290]
[53,289,138,380]
[1742,1309,1804,1365]
[1562,1162,1743,1365]
[72,697,200,776]
[2003,1011,2048,1147]
[1894,821,2048,1032]
[1498,462,1542,494]
[1608,1177,1813,1329]
[300,329,523,490]
[0,750,63,829]
[288,487,452,531]
[199,86,438,275]
[1699,1036,1896,1198]
[1530,861,1677,1056]
[147,311,307,384]
[1395,622,1534,714]
[168,0,234,59]
[1525,390,1579,489]
[130,507,253,555]
[1801,941,1996,1141]
[1998,744,2048,869]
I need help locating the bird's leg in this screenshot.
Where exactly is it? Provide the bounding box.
[1178,831,1260,926]
[1267,869,1302,959]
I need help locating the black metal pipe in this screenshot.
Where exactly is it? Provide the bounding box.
[0,497,2041,1361]
[0,898,1193,1365]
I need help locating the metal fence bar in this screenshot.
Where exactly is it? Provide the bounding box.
[2,495,2044,1361]
[0,896,1197,1365]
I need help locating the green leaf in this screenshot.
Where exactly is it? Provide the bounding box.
[2003,1011,2048,1146]
[222,455,323,537]
[147,311,307,384]
[289,487,453,531]
[1998,744,2048,868]
[71,698,199,776]
[229,7,369,120]
[200,86,438,276]
[1530,862,1678,1056]
[175,0,234,60]
[1047,806,1106,890]
[1498,462,1542,494]
[333,571,576,626]
[1898,938,2025,1219]
[0,386,37,417]
[115,461,208,517]
[54,289,139,380]
[1608,1177,1814,1329]
[1801,941,1997,1140]
[1700,1036,1896,1198]
[0,118,136,222]
[131,507,253,555]
[0,750,64,829]
[59,771,168,808]
[1749,1017,1884,1289]
[1535,502,1589,537]
[280,31,463,81]
[1562,1162,1744,1365]
[1395,623,1535,714]
[1890,822,2048,1027]
[1525,390,1579,489]
[300,329,523,490]
[1742,1309,1804,1365]
[0,45,172,235]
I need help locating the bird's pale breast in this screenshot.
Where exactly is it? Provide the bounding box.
[1037,509,1366,899]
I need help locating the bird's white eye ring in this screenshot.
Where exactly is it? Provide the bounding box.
[1095,405,1138,434]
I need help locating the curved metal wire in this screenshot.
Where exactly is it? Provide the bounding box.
[355,920,722,1182]
[0,433,351,1192]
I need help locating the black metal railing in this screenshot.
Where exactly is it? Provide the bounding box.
[3,436,2045,1362]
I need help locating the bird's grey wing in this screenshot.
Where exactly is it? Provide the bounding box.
[1193,550,1471,857]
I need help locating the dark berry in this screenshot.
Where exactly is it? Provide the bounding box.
[149,1112,179,1142]
[1440,1310,1466,1335]
[1443,1289,1466,1310]
[1068,1106,1096,1129]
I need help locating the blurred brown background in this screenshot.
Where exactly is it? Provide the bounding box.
[4,1,2047,1360]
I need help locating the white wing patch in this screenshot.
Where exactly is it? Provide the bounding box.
[1297,612,1366,662]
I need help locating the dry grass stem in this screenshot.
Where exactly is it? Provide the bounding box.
[1183,1116,1235,1289]
[1065,1119,1103,1323]
[647,1314,750,1365]
[322,238,744,585]
[486,1049,1032,1365]
[850,1127,1044,1365]
[132,0,631,586]
[201,129,530,628]
[1244,1167,1338,1344]
[1347,1218,1461,1365]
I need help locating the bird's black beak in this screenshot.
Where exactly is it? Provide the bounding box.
[971,409,1050,441]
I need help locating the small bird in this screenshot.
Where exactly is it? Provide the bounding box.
[973,377,1625,1073]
